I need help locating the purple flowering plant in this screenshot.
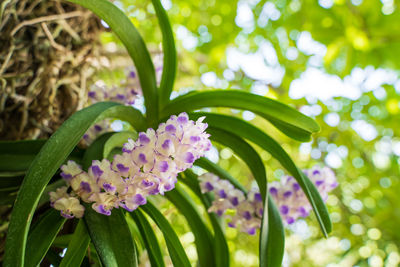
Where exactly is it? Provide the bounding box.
[2,0,335,266]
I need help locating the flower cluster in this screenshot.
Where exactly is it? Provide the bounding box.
[269,165,338,225]
[50,112,211,219]
[199,173,262,235]
[199,165,337,234]
[83,54,163,145]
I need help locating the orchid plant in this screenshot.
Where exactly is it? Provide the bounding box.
[1,0,334,266]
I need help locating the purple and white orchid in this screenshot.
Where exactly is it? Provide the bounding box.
[50,112,211,218]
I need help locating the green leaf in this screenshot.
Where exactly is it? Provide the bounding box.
[84,208,138,267]
[161,90,320,141]
[151,0,177,107]
[59,220,90,267]
[166,186,215,267]
[140,202,191,267]
[180,171,230,267]
[3,102,127,267]
[206,127,267,199]
[25,209,66,267]
[259,196,285,267]
[0,175,23,191]
[96,105,147,132]
[81,132,115,169]
[103,131,138,159]
[131,210,165,267]
[191,112,332,236]
[67,0,158,124]
[0,140,84,173]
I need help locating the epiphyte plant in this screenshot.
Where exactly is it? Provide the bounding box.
[1,0,333,266]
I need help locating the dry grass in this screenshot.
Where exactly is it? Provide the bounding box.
[0,0,104,140]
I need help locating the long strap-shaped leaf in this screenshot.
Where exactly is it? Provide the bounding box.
[166,186,215,267]
[66,0,158,125]
[161,90,320,141]
[140,202,191,267]
[3,102,130,267]
[206,128,285,267]
[0,140,84,173]
[180,171,230,267]
[131,210,165,267]
[261,196,285,267]
[191,112,332,236]
[59,220,90,267]
[207,127,267,199]
[25,209,66,267]
[84,207,138,267]
[151,0,176,107]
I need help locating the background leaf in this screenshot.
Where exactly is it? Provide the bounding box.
[166,186,215,267]
[25,209,66,267]
[140,202,191,267]
[59,220,90,267]
[151,0,177,107]
[131,210,165,267]
[161,90,320,141]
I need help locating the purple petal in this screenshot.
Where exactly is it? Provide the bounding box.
[139,133,150,144]
[269,187,278,196]
[116,94,125,100]
[117,163,130,173]
[286,217,295,224]
[61,172,72,180]
[138,153,148,163]
[298,207,309,217]
[243,211,252,220]
[88,91,96,98]
[205,182,214,191]
[129,71,136,78]
[185,152,195,164]
[217,210,224,216]
[218,189,227,198]
[159,161,169,172]
[228,222,236,228]
[254,193,262,202]
[134,194,147,205]
[293,183,300,191]
[164,183,174,191]
[177,115,188,123]
[103,183,116,192]
[190,136,201,142]
[162,139,171,150]
[149,187,160,195]
[142,180,154,187]
[313,170,321,175]
[283,191,293,198]
[94,125,102,132]
[98,205,111,216]
[60,211,74,219]
[165,124,176,132]
[91,165,104,177]
[80,181,92,192]
[247,228,256,235]
[280,205,289,215]
[315,180,324,186]
[231,197,239,206]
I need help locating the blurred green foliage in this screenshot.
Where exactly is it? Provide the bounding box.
[101,0,400,266]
